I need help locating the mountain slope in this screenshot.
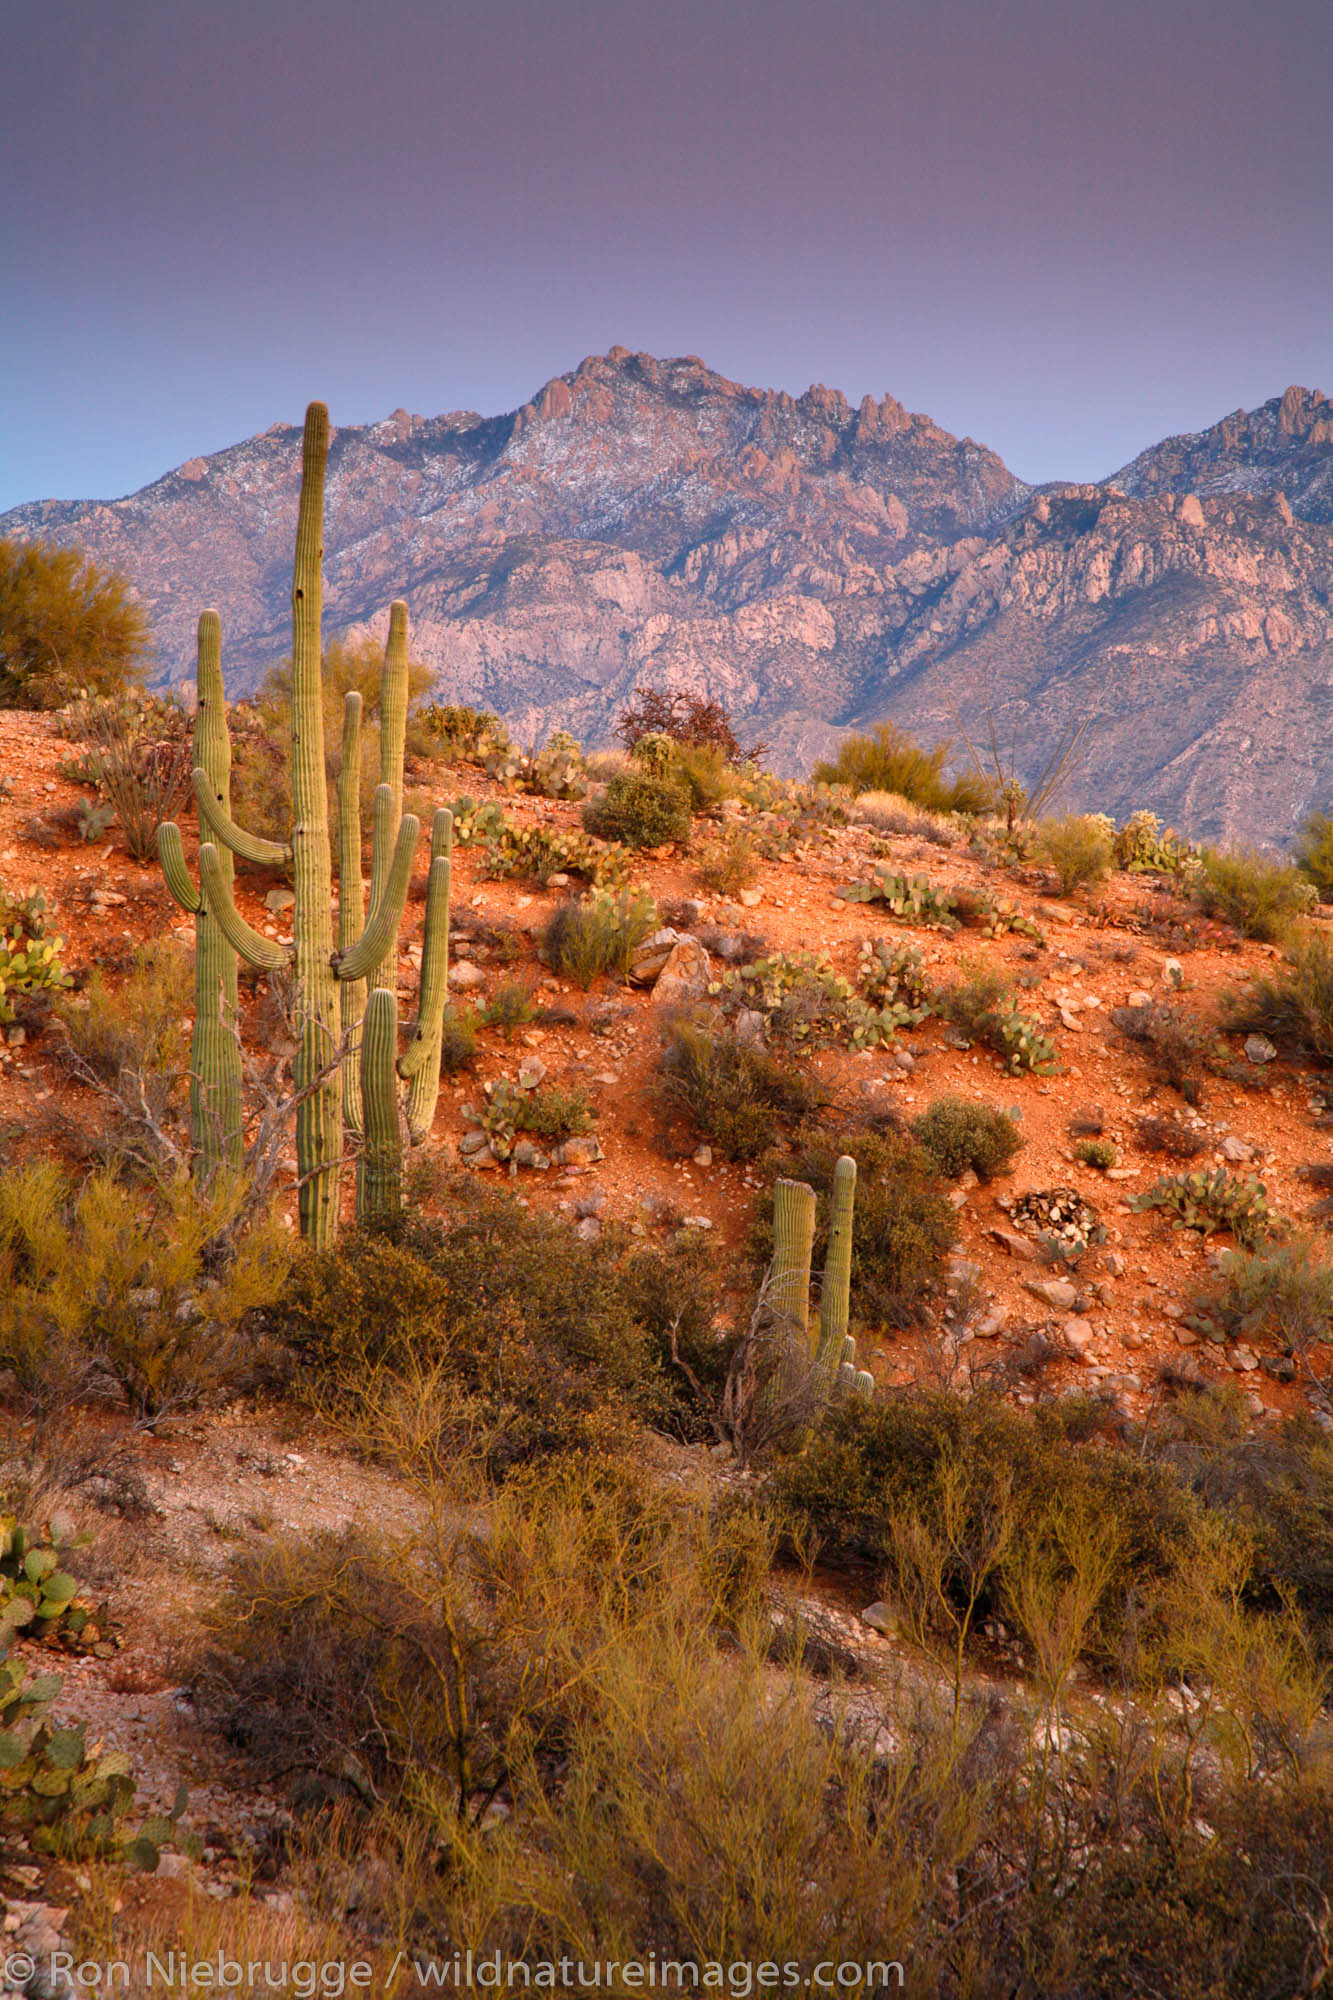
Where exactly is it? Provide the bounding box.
[4,352,1333,844]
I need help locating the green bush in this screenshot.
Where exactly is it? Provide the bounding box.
[811,723,991,813]
[693,827,758,895]
[480,980,537,1038]
[1075,1137,1118,1170]
[1194,846,1316,941]
[1035,812,1114,894]
[772,1391,1201,1663]
[911,1096,1023,1180]
[406,703,510,764]
[273,1190,727,1457]
[1225,930,1333,1061]
[1294,807,1333,900]
[582,771,692,848]
[656,1019,822,1160]
[934,962,1057,1074]
[541,888,658,988]
[1183,1235,1333,1353]
[437,1003,479,1074]
[752,1127,955,1333]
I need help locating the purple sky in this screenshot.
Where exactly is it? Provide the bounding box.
[4,0,1330,512]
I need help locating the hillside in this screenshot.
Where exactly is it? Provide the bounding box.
[0,707,1331,1980]
[4,354,1333,844]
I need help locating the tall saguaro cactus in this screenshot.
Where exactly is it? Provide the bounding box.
[158,402,454,1245]
[157,610,243,1177]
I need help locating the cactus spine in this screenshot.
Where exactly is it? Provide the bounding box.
[156,611,243,1178]
[358,987,402,1221]
[157,404,447,1244]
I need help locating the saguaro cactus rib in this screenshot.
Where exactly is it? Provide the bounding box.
[191,769,292,867]
[334,808,419,984]
[198,845,292,972]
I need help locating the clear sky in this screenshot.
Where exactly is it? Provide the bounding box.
[3,0,1330,513]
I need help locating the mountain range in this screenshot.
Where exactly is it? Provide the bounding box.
[5,351,1333,845]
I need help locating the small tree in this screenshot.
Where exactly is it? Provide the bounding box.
[0,540,150,708]
[615,684,764,764]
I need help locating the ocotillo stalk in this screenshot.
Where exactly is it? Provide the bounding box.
[358,986,402,1221]
[813,1154,857,1391]
[770,1179,816,1342]
[338,690,366,1136]
[288,404,342,1246]
[398,808,452,1142]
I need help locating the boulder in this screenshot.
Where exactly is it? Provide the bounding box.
[628,928,686,985]
[653,937,713,1009]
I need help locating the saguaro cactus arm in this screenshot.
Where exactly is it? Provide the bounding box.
[814,1154,857,1382]
[192,769,292,867]
[157,823,201,913]
[338,689,367,1135]
[334,806,419,984]
[357,986,402,1221]
[198,843,293,972]
[399,811,453,1142]
[770,1179,816,1341]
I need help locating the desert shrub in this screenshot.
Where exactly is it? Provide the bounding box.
[633,737,736,812]
[1225,930,1333,1062]
[68,690,193,865]
[1294,806,1333,900]
[1183,1235,1333,1354]
[1193,846,1316,941]
[656,1019,822,1160]
[713,950,926,1050]
[541,888,658,988]
[911,1096,1023,1180]
[1075,1137,1117,1170]
[693,826,758,895]
[0,886,71,1027]
[934,962,1057,1074]
[752,1127,955,1334]
[848,790,958,844]
[469,1081,595,1158]
[1148,1390,1333,1653]
[615,684,761,764]
[437,1003,479,1074]
[1132,1168,1274,1245]
[1111,999,1223,1106]
[0,1166,291,1418]
[772,1391,1201,1663]
[811,723,991,813]
[1135,1112,1208,1159]
[273,1190,727,1456]
[406,702,509,764]
[0,540,149,707]
[582,771,692,848]
[1035,812,1113,894]
[54,941,191,1164]
[480,979,537,1038]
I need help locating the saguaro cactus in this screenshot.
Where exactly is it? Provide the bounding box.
[358,986,402,1220]
[157,610,243,1177]
[765,1160,873,1413]
[158,403,454,1244]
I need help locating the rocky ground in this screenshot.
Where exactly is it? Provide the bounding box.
[0,707,1331,1968]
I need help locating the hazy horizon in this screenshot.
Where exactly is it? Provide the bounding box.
[4,0,1330,514]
